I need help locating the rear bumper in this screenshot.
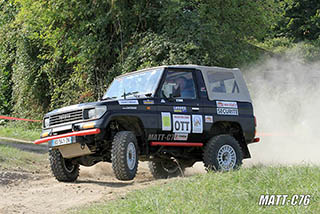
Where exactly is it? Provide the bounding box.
[34,128,101,144]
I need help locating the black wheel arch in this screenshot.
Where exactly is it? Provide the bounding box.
[209,121,251,159]
[104,115,147,154]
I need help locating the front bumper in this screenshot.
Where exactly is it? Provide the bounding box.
[34,128,101,144]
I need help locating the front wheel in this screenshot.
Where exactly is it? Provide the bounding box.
[203,135,243,171]
[49,149,79,182]
[149,159,185,179]
[112,131,139,181]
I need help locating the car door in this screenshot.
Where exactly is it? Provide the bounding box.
[152,68,204,143]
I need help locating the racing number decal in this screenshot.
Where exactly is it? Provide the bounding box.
[173,114,191,133]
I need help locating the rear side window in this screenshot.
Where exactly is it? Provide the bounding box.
[206,71,239,94]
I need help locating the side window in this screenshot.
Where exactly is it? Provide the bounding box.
[206,71,239,94]
[161,70,196,99]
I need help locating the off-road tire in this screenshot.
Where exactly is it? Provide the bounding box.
[149,159,185,179]
[203,134,243,171]
[49,149,79,182]
[112,131,139,181]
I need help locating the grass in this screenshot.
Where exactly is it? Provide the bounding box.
[0,121,41,142]
[74,166,320,214]
[0,144,48,171]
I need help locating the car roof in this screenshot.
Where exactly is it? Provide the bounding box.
[117,65,240,78]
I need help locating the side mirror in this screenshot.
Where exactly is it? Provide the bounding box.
[162,83,174,99]
[162,83,181,101]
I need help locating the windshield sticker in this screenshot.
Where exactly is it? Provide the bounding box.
[173,114,191,133]
[176,99,183,103]
[173,106,187,113]
[205,115,213,123]
[143,100,154,105]
[174,133,188,141]
[217,108,238,115]
[118,100,139,105]
[122,106,137,110]
[216,101,238,108]
[192,115,203,133]
[161,112,171,131]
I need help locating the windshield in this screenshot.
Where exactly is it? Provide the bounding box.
[103,68,163,100]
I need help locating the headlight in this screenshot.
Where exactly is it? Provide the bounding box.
[86,106,107,119]
[44,118,50,128]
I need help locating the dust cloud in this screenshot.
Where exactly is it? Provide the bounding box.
[80,162,115,178]
[84,55,320,176]
[244,54,320,165]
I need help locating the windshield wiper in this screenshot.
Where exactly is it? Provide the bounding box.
[121,91,139,98]
[133,92,153,98]
[101,96,117,101]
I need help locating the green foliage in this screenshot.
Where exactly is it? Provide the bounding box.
[0,0,18,115]
[114,0,274,72]
[0,0,313,118]
[278,0,320,41]
[0,144,47,171]
[74,166,320,214]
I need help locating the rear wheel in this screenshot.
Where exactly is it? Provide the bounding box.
[49,149,79,182]
[112,131,139,181]
[149,159,185,179]
[203,134,243,171]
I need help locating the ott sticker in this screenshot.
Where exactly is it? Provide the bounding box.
[173,114,191,133]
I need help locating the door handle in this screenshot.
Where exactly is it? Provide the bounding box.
[192,107,199,111]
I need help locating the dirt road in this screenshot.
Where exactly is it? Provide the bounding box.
[0,140,205,214]
[0,162,169,214]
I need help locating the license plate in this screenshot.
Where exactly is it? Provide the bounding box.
[52,137,72,147]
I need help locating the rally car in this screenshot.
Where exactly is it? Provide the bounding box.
[35,65,259,182]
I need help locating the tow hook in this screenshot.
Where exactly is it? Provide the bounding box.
[80,143,86,150]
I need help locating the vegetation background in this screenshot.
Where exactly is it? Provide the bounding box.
[0,0,319,120]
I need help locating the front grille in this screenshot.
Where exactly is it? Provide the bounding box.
[49,109,83,126]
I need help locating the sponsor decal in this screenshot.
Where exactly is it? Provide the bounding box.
[173,106,187,113]
[118,100,139,105]
[122,106,137,110]
[216,101,238,108]
[148,134,174,141]
[161,112,171,131]
[176,99,183,102]
[192,115,203,133]
[143,100,154,105]
[217,108,238,115]
[205,115,213,123]
[174,133,188,141]
[216,101,238,116]
[173,114,191,133]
